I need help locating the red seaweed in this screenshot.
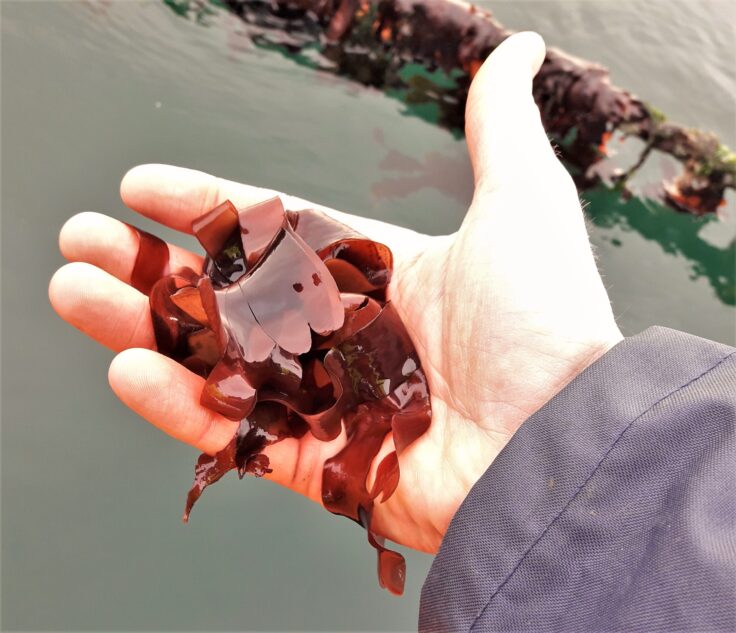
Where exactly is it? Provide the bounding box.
[130,227,171,294]
[135,196,431,595]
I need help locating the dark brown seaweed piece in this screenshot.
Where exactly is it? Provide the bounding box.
[238,197,285,269]
[130,227,171,295]
[258,302,416,444]
[186,329,221,366]
[170,286,210,326]
[192,200,239,260]
[385,369,432,453]
[200,348,257,420]
[289,208,393,293]
[193,201,248,286]
[148,268,203,360]
[360,507,406,596]
[234,401,308,478]
[214,281,277,363]
[313,293,382,350]
[320,364,430,595]
[146,197,431,595]
[324,259,381,295]
[325,302,419,402]
[182,355,211,379]
[208,231,247,286]
[322,404,393,520]
[371,451,400,502]
[183,432,238,523]
[239,225,344,355]
[197,276,228,357]
[183,402,307,521]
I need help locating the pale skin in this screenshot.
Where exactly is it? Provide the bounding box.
[49,32,622,555]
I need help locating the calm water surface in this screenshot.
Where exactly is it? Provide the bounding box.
[2,1,734,630]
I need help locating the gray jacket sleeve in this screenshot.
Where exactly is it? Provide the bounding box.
[419,326,735,632]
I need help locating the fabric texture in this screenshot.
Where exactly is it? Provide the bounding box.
[419,326,735,632]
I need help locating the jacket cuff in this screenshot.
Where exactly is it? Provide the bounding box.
[419,326,733,632]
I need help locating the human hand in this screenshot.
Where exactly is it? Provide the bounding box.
[49,32,621,555]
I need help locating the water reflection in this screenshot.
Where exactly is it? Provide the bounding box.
[584,186,735,306]
[371,128,471,204]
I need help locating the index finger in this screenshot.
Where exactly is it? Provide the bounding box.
[120,164,428,254]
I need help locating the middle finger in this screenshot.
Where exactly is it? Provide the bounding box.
[59,211,203,287]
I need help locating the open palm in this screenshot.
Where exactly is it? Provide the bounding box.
[50,33,621,555]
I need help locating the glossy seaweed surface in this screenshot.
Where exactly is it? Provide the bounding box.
[131,197,431,595]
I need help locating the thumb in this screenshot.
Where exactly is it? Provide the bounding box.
[465,32,559,196]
